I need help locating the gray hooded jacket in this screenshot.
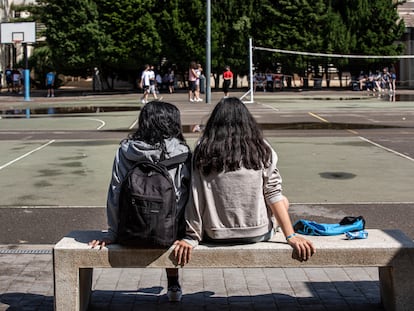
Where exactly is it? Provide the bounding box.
[105,137,191,242]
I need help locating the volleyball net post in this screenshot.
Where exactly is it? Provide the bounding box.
[240,38,254,104]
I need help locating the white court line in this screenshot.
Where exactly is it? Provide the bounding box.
[3,202,412,208]
[84,118,106,130]
[0,205,105,209]
[129,118,138,130]
[291,201,414,205]
[258,103,280,111]
[308,112,414,162]
[0,140,56,171]
[308,112,329,123]
[358,136,414,162]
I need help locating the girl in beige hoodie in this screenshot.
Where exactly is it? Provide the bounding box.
[174,97,315,264]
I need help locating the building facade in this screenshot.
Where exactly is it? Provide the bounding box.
[398,0,414,88]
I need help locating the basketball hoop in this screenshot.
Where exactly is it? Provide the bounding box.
[12,31,24,48]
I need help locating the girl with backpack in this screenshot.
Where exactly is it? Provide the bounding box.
[90,101,191,302]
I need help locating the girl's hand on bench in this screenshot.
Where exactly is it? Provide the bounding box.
[287,236,316,261]
[89,238,113,249]
[173,240,193,265]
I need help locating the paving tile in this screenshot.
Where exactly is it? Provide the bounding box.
[0,252,386,310]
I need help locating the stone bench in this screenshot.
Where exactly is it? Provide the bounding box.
[53,229,414,311]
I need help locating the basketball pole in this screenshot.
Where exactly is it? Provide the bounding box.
[205,0,211,104]
[23,42,31,103]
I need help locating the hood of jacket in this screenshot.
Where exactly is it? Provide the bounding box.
[120,137,189,163]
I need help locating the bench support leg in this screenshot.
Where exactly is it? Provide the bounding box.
[79,268,93,311]
[54,264,79,311]
[54,251,93,311]
[379,257,414,311]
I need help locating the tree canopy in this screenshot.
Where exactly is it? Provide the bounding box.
[26,0,406,88]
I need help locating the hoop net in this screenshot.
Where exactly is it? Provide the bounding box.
[13,40,22,49]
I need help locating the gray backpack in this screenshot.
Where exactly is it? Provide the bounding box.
[117,153,190,247]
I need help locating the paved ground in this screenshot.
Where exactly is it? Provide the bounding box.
[1,87,413,310]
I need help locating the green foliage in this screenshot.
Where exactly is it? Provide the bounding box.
[25,0,407,88]
[331,0,405,75]
[33,0,111,77]
[28,45,53,88]
[155,0,205,75]
[97,0,161,75]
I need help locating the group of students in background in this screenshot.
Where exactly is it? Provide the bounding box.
[139,62,235,104]
[0,65,24,94]
[187,61,204,102]
[0,65,55,97]
[253,69,284,92]
[357,67,397,93]
[139,64,164,104]
[188,62,234,101]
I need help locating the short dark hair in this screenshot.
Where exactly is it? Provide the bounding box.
[130,101,186,147]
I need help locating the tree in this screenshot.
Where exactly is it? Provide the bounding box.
[33,0,111,78]
[248,0,405,86]
[331,0,405,76]
[251,0,329,79]
[210,0,255,89]
[96,0,161,84]
[155,0,205,82]
[27,0,406,89]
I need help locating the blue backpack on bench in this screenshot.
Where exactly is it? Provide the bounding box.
[293,216,365,236]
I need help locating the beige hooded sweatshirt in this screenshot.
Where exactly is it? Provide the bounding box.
[183,146,284,247]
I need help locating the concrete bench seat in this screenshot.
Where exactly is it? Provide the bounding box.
[53,229,414,311]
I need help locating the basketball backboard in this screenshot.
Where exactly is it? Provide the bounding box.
[0,22,36,44]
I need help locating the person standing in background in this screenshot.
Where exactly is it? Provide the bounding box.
[193,63,203,102]
[140,64,151,104]
[5,65,12,93]
[12,68,21,94]
[168,68,175,94]
[222,65,233,97]
[45,70,56,97]
[148,65,162,101]
[188,61,198,102]
[390,69,397,93]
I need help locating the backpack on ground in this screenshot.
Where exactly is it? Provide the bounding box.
[117,152,190,247]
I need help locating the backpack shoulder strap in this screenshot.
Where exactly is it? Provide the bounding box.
[160,152,190,170]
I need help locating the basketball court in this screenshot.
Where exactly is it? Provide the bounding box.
[0,90,413,244]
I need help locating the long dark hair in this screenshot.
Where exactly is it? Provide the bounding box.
[129,101,186,147]
[194,97,272,175]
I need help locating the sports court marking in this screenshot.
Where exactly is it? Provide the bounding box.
[292,201,414,205]
[308,112,414,162]
[358,136,414,162]
[129,118,138,130]
[0,205,105,209]
[258,103,280,111]
[308,112,329,123]
[84,118,106,130]
[0,139,55,171]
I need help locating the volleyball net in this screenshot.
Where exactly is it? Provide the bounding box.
[241,38,414,103]
[253,46,414,59]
